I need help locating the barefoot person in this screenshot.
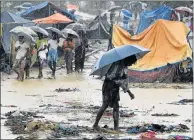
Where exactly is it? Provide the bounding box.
[63,34,74,74]
[36,32,48,78]
[47,32,59,78]
[13,35,30,81]
[93,55,137,131]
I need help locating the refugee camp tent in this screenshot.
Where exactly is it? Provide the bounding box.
[136,6,173,34]
[1,11,32,24]
[21,1,76,21]
[112,19,192,83]
[88,13,110,39]
[33,13,73,24]
[1,11,33,54]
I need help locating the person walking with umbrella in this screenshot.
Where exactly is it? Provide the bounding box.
[92,56,136,131]
[47,32,59,78]
[63,33,75,74]
[13,35,30,81]
[31,26,49,78]
[90,44,150,131]
[36,32,48,78]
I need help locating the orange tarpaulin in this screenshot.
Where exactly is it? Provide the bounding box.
[33,13,73,24]
[112,19,192,71]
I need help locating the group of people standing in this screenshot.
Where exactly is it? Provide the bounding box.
[13,29,88,81]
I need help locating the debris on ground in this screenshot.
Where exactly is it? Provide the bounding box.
[39,104,64,108]
[120,110,136,117]
[140,131,161,140]
[103,110,136,117]
[127,123,190,134]
[185,119,191,122]
[43,95,57,97]
[83,135,108,140]
[4,110,80,139]
[25,120,58,132]
[168,99,193,105]
[25,94,40,97]
[48,123,79,138]
[1,104,17,107]
[167,135,192,140]
[55,88,80,92]
[151,113,179,117]
[7,91,17,92]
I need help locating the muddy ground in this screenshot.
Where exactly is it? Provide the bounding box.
[1,42,193,139]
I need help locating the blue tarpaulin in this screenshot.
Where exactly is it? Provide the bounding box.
[1,11,33,53]
[22,1,76,21]
[136,6,173,34]
[1,11,32,24]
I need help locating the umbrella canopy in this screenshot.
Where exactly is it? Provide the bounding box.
[12,31,35,43]
[62,28,79,38]
[122,9,132,18]
[30,26,49,36]
[10,26,37,37]
[65,23,87,33]
[46,27,64,38]
[33,13,73,24]
[108,6,122,12]
[175,6,193,13]
[90,44,150,76]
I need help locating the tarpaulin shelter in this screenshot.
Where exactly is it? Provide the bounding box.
[21,1,76,21]
[112,19,192,83]
[87,13,110,39]
[1,11,34,53]
[33,13,73,24]
[136,6,173,34]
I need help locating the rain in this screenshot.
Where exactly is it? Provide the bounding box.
[0,1,193,140]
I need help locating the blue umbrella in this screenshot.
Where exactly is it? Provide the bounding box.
[90,44,150,77]
[122,9,132,18]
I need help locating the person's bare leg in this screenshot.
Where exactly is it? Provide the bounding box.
[113,103,119,130]
[93,103,108,130]
[52,61,56,79]
[38,60,43,78]
[19,61,25,82]
[13,62,19,80]
[13,68,19,80]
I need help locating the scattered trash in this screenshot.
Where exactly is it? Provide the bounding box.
[25,120,58,132]
[7,91,17,92]
[168,99,193,105]
[127,123,190,134]
[1,116,6,119]
[68,118,79,121]
[140,131,160,140]
[50,123,79,137]
[25,94,40,97]
[1,104,17,108]
[84,135,108,140]
[33,115,45,119]
[120,111,136,117]
[167,135,192,140]
[185,119,191,122]
[39,104,63,108]
[151,113,179,117]
[103,125,109,129]
[55,88,80,92]
[44,95,57,97]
